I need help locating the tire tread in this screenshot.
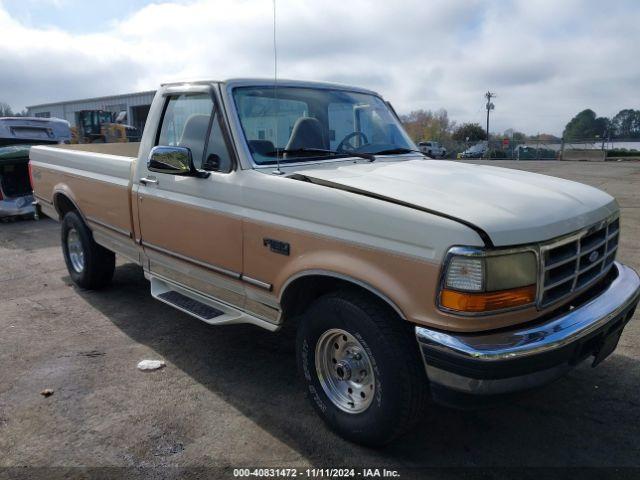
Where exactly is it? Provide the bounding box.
[328,289,429,443]
[297,288,429,446]
[61,212,115,290]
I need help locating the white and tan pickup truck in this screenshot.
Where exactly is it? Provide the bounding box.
[30,79,640,446]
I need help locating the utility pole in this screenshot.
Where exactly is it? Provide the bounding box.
[485,91,496,141]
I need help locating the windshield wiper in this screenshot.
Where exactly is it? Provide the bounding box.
[265,148,375,162]
[370,147,428,157]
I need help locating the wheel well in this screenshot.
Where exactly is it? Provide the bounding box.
[54,193,78,218]
[280,274,403,326]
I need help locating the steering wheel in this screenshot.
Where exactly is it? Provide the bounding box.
[336,132,369,152]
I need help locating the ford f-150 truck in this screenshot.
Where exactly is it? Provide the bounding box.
[30,79,640,446]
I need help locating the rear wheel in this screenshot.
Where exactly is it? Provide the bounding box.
[61,211,115,289]
[296,289,429,446]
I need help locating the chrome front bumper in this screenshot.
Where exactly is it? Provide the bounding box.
[416,262,640,397]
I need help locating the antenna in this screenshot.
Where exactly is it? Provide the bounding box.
[272,0,284,175]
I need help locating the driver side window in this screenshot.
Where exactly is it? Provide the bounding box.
[157,93,213,169]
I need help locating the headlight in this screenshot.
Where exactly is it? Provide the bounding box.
[440,247,538,314]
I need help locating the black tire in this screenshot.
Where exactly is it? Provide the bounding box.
[61,211,115,289]
[296,289,429,446]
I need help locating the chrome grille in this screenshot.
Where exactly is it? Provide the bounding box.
[539,216,619,307]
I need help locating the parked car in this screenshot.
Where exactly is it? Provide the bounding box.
[0,117,71,219]
[418,140,446,158]
[0,145,35,219]
[0,117,71,145]
[459,141,488,158]
[30,79,640,446]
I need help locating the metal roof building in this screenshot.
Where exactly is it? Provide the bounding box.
[26,90,156,132]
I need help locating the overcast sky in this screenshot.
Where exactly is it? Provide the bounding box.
[1,0,638,135]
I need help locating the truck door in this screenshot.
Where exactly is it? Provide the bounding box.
[136,88,244,306]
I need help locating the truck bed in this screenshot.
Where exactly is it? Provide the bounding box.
[48,142,141,158]
[30,142,140,259]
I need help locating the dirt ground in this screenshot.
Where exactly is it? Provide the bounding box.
[1,160,639,478]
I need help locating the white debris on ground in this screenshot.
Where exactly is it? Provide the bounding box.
[137,360,166,371]
[40,389,54,397]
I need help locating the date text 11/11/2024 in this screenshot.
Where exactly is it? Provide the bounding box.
[232,468,400,478]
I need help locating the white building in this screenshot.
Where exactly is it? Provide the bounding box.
[26,90,156,132]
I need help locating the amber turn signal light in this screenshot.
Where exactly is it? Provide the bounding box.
[440,284,536,313]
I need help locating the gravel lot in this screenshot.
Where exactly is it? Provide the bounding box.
[1,161,639,477]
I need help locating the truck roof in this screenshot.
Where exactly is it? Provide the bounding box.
[160,78,379,96]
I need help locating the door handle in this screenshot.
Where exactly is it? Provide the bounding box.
[140,177,158,185]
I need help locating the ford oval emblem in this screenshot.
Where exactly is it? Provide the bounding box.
[589,251,600,263]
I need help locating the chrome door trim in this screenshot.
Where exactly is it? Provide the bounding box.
[141,241,242,280]
[142,242,274,292]
[240,275,272,291]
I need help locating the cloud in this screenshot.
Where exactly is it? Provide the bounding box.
[0,0,638,135]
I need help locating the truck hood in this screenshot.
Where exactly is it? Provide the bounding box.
[293,159,618,246]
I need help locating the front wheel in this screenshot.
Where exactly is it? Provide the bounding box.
[296,290,429,446]
[61,211,115,289]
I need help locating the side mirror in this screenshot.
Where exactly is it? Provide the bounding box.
[147,146,210,178]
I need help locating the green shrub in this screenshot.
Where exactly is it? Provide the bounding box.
[517,147,556,160]
[489,149,508,159]
[606,149,640,157]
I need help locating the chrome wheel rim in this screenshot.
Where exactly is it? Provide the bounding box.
[315,328,375,414]
[67,228,85,273]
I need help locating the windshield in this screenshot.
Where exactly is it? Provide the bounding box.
[232,86,416,165]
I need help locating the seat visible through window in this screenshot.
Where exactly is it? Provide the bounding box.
[178,114,211,169]
[285,117,328,151]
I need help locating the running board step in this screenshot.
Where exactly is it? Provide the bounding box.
[149,275,279,331]
[157,291,224,320]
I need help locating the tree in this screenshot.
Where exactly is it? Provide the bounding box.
[563,109,609,140]
[0,102,15,117]
[610,109,640,139]
[529,133,561,142]
[452,123,487,142]
[504,129,527,142]
[400,108,455,142]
